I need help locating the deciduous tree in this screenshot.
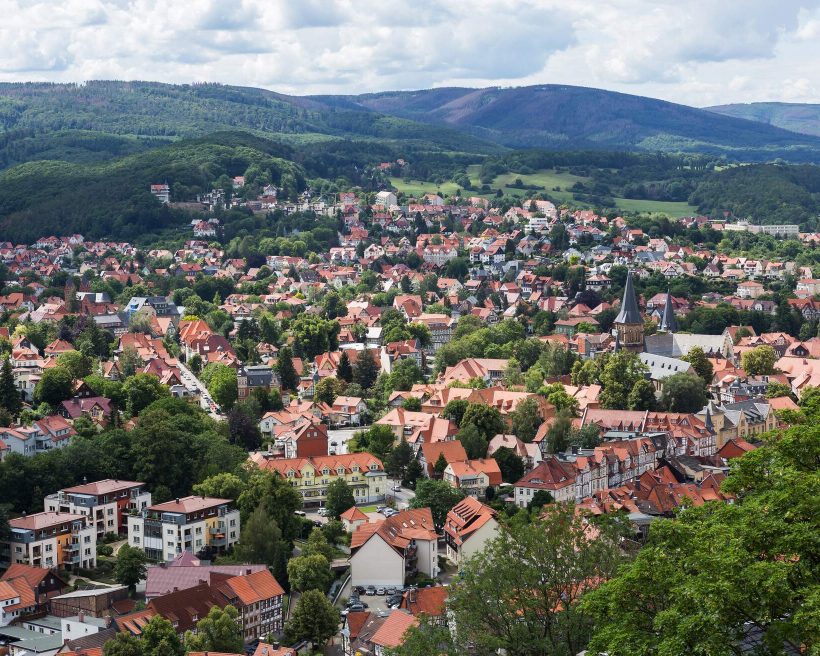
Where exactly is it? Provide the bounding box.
[285,589,340,647]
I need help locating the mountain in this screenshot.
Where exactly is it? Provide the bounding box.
[0,132,307,244]
[706,102,820,138]
[0,81,500,170]
[312,85,820,161]
[2,82,820,169]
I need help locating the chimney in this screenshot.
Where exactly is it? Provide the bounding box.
[175,498,180,503]
[246,568,252,576]
[78,611,85,623]
[105,615,112,628]
[198,579,207,586]
[271,642,280,650]
[173,586,178,592]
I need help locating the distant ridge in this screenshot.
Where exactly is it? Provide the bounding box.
[706,101,820,138]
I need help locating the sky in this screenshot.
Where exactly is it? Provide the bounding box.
[2,0,820,107]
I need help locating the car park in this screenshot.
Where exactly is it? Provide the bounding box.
[386,594,403,607]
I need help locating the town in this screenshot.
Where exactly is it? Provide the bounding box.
[0,178,815,656]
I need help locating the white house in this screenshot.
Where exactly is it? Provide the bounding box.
[443,496,498,566]
[349,508,438,587]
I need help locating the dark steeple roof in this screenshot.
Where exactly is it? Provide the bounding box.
[659,289,679,333]
[615,270,642,325]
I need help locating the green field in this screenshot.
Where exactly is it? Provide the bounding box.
[392,167,697,217]
[612,197,698,217]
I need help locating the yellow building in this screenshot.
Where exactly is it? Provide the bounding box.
[249,452,386,508]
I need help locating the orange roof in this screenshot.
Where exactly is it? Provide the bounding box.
[225,569,284,605]
[400,586,448,617]
[351,508,436,553]
[10,511,85,531]
[371,610,419,648]
[252,644,296,656]
[340,506,369,522]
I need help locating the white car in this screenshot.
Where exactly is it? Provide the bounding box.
[318,508,331,517]
[391,484,402,492]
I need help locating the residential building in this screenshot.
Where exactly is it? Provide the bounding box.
[513,458,578,506]
[0,564,68,614]
[127,497,240,562]
[2,513,96,571]
[249,452,386,507]
[44,480,151,538]
[443,458,502,496]
[237,365,274,401]
[349,508,438,587]
[213,569,286,640]
[443,497,498,566]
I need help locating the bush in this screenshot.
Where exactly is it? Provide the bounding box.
[97,544,114,557]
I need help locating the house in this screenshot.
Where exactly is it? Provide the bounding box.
[443,497,498,566]
[127,497,240,562]
[440,358,507,385]
[237,365,274,401]
[44,480,151,538]
[340,506,370,532]
[249,452,386,507]
[263,419,328,459]
[349,508,438,587]
[369,610,419,656]
[513,458,577,506]
[213,569,286,640]
[0,577,36,627]
[443,458,502,496]
[328,396,367,427]
[418,441,468,478]
[3,513,97,571]
[375,408,457,449]
[0,564,68,613]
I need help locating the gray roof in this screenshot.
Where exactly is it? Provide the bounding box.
[659,290,679,333]
[615,270,642,325]
[639,353,693,381]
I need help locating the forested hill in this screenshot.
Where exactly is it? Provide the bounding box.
[0,132,307,243]
[706,102,820,138]
[313,85,820,161]
[3,82,820,167]
[0,81,499,170]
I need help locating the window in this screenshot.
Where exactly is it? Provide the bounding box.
[133,537,140,544]
[45,544,52,552]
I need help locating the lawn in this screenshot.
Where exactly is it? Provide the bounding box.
[390,177,462,197]
[356,504,378,513]
[612,197,698,217]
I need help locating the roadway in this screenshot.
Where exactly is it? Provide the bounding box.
[177,361,225,420]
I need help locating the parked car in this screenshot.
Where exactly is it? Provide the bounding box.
[385,587,398,596]
[386,594,403,607]
[318,508,331,517]
[391,484,402,492]
[376,506,387,513]
[365,585,376,595]
[354,586,366,595]
[375,586,386,595]
[330,440,338,446]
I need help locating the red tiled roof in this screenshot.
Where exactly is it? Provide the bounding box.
[370,610,419,648]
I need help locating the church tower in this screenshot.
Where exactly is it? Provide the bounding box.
[658,289,679,333]
[613,270,645,352]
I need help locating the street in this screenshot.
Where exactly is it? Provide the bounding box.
[177,361,225,420]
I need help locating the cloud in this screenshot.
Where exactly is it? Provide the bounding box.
[0,0,817,105]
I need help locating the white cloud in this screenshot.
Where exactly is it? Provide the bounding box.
[0,0,818,105]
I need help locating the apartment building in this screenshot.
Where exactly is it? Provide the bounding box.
[214,569,286,640]
[2,513,96,571]
[127,497,240,562]
[249,452,386,508]
[44,479,151,538]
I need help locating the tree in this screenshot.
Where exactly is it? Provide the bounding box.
[461,403,505,441]
[386,437,413,480]
[285,589,340,647]
[389,615,455,656]
[545,411,573,454]
[56,350,93,380]
[570,424,601,449]
[304,527,335,561]
[34,366,73,406]
[404,459,423,489]
[510,397,541,443]
[353,424,395,461]
[527,489,553,512]
[0,357,21,416]
[765,381,795,399]
[291,314,340,360]
[599,351,647,410]
[140,615,183,656]
[114,544,147,593]
[353,350,379,390]
[325,478,356,519]
[627,378,657,411]
[442,398,469,427]
[682,346,713,384]
[584,423,818,656]
[227,405,262,450]
[192,472,245,500]
[184,605,242,654]
[388,358,423,392]
[742,345,778,376]
[433,452,449,477]
[457,423,488,460]
[411,479,465,530]
[402,396,422,411]
[448,504,629,656]
[233,502,288,586]
[123,373,170,417]
[661,372,707,413]
[204,363,238,410]
[494,446,525,483]
[103,632,144,656]
[314,376,344,406]
[276,345,299,391]
[287,553,333,593]
[336,350,353,382]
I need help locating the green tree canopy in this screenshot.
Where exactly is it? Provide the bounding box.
[741,344,778,376]
[184,605,243,655]
[411,478,465,531]
[114,543,147,592]
[660,372,707,413]
[287,553,333,593]
[285,589,340,647]
[325,478,356,519]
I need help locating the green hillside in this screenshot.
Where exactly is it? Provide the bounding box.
[316,85,820,161]
[0,132,307,243]
[706,102,820,138]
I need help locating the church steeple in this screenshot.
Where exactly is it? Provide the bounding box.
[613,269,644,352]
[659,289,678,333]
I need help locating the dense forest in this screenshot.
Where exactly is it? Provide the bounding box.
[0,132,307,243]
